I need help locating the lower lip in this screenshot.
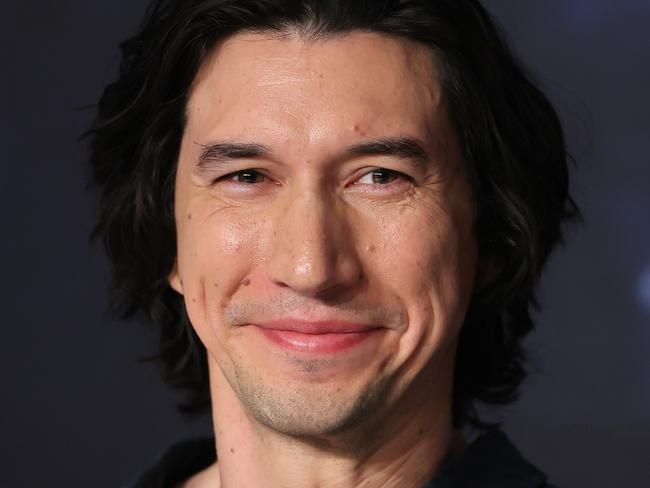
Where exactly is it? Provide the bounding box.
[257,328,379,354]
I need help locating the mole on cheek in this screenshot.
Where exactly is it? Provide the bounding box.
[187,213,192,220]
[241,278,251,287]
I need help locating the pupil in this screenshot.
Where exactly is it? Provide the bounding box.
[372,170,392,184]
[239,171,260,183]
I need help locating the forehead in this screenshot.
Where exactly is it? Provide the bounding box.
[185,31,444,153]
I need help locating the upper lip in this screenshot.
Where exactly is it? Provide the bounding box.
[253,319,380,334]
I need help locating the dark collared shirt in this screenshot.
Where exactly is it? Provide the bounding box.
[127,429,552,487]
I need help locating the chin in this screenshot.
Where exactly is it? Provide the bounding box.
[230,361,395,440]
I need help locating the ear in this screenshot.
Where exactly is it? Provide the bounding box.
[168,259,184,295]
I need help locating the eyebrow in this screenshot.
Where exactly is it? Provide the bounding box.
[196,142,272,171]
[345,137,430,168]
[194,136,432,172]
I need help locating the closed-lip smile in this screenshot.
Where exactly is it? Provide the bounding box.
[252,319,383,353]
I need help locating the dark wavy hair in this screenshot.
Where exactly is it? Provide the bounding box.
[86,0,579,428]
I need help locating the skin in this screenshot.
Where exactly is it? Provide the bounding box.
[169,31,477,488]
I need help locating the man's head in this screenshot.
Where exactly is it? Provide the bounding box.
[88,0,578,432]
[169,31,476,438]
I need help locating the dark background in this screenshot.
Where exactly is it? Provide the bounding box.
[2,1,649,487]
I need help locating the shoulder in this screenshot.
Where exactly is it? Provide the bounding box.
[124,430,554,488]
[427,429,554,488]
[124,437,216,488]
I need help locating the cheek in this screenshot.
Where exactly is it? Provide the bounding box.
[176,207,265,341]
[368,203,476,351]
[365,209,455,297]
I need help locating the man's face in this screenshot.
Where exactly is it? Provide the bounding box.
[170,31,477,437]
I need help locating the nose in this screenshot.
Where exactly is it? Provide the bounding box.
[265,190,362,298]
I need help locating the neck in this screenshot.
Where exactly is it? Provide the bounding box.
[198,354,461,488]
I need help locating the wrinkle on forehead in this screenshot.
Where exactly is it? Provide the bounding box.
[189,30,441,108]
[183,30,451,171]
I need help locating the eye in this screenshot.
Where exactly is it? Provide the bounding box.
[218,169,267,184]
[356,168,405,185]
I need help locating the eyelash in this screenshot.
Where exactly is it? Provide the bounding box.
[355,168,404,186]
[219,170,267,185]
[217,168,409,187]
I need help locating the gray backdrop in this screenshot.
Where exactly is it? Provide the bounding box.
[2,1,649,487]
